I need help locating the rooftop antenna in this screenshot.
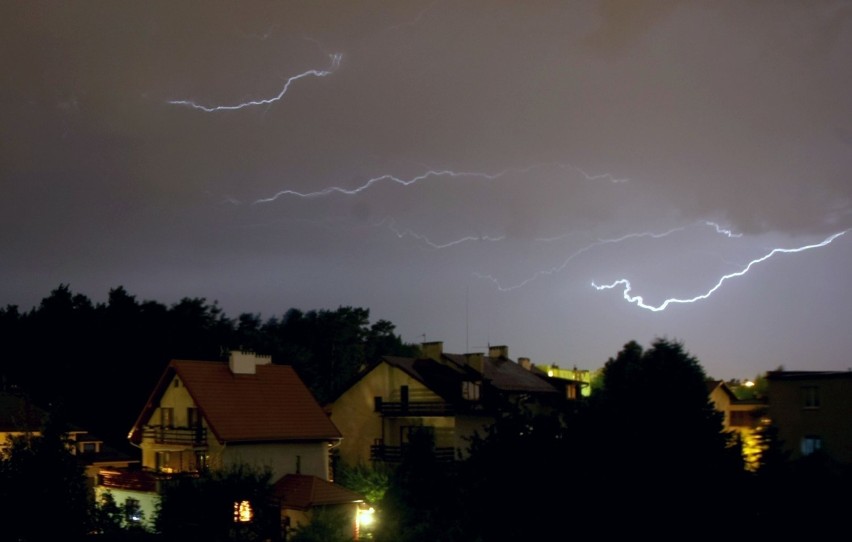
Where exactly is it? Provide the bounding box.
[466,285,469,353]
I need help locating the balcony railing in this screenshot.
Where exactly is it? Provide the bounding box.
[370,444,456,463]
[98,468,160,493]
[374,398,455,417]
[141,426,207,447]
[98,468,201,493]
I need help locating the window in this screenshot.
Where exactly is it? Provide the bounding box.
[161,407,174,428]
[802,386,820,409]
[187,407,199,427]
[234,500,253,523]
[729,411,750,427]
[173,378,180,388]
[462,380,481,401]
[801,436,822,456]
[81,442,98,454]
[194,452,208,472]
[156,451,173,473]
[566,384,577,401]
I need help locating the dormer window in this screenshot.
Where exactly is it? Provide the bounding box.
[462,380,481,401]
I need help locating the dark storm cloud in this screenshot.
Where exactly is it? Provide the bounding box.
[2,1,851,378]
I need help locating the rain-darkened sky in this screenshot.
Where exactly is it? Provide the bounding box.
[3,1,851,379]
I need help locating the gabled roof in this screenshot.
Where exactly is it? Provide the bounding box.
[130,360,341,444]
[443,354,560,394]
[706,380,738,401]
[329,350,561,407]
[274,474,364,510]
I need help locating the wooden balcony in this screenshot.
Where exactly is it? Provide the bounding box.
[141,426,207,447]
[370,443,456,463]
[374,398,455,417]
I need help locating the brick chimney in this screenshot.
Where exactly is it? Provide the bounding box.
[421,341,443,362]
[465,352,485,375]
[488,345,508,359]
[229,350,272,375]
[518,357,532,371]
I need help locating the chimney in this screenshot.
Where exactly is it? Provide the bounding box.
[421,341,443,362]
[488,345,508,359]
[229,350,272,375]
[465,352,485,375]
[518,357,532,371]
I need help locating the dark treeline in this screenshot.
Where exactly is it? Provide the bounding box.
[0,284,417,449]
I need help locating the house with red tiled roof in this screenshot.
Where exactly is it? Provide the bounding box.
[97,351,346,533]
[275,473,370,540]
[327,341,572,467]
[127,351,341,480]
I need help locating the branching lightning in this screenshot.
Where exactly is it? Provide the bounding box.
[592,230,848,311]
[475,226,689,292]
[252,162,627,204]
[167,53,342,112]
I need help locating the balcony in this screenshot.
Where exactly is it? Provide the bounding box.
[141,426,208,447]
[98,468,200,493]
[370,443,456,463]
[98,468,160,493]
[374,397,455,417]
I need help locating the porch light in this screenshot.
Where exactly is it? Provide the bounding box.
[357,506,376,527]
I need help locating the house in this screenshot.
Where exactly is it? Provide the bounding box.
[706,380,768,470]
[275,473,370,540]
[327,341,572,467]
[0,391,138,491]
[97,350,347,533]
[765,370,852,466]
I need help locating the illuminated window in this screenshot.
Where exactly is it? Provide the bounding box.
[801,436,822,456]
[194,452,208,471]
[462,381,480,401]
[566,384,577,400]
[802,386,820,409]
[234,500,253,523]
[156,451,173,473]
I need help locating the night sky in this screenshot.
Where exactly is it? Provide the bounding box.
[3,1,851,380]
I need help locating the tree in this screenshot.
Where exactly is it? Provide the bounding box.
[587,338,746,532]
[0,404,93,541]
[373,428,463,542]
[155,463,276,542]
[287,507,355,542]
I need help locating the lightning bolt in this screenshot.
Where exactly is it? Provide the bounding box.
[378,218,505,249]
[592,230,848,311]
[475,226,689,292]
[167,53,342,112]
[705,221,742,238]
[252,162,627,204]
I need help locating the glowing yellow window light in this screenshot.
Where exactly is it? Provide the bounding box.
[234,500,253,523]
